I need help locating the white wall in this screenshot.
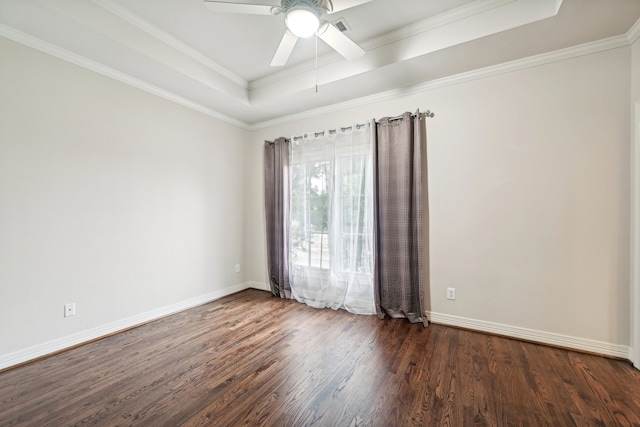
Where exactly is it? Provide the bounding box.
[0,35,635,366]
[0,37,251,362]
[630,33,640,367]
[247,46,632,355]
[633,34,640,102]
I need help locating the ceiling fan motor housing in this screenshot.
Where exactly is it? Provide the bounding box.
[282,0,328,15]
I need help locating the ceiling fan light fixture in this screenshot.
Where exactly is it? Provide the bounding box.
[285,7,320,38]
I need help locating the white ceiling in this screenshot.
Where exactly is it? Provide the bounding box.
[1,0,640,128]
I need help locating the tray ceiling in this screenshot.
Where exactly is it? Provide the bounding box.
[1,0,639,127]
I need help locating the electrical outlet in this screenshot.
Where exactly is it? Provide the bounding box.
[446,288,456,300]
[64,303,76,317]
[235,264,240,273]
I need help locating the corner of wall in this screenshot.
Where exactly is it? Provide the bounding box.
[631,100,640,369]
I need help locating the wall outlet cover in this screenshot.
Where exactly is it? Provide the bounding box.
[64,303,76,317]
[446,288,456,300]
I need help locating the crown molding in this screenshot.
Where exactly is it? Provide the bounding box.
[91,0,249,89]
[628,17,640,44]
[2,10,634,132]
[0,24,250,130]
[249,32,630,130]
[36,0,248,103]
[361,0,516,51]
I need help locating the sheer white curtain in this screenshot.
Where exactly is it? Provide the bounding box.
[288,123,375,315]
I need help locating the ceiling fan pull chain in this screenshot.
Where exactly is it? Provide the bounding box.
[315,33,319,93]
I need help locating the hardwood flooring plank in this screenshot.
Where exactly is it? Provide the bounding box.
[2,289,640,426]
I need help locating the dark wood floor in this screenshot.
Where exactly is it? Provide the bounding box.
[1,289,640,426]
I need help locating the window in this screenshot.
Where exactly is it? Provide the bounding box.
[289,133,372,275]
[290,160,331,269]
[287,126,375,314]
[338,156,371,274]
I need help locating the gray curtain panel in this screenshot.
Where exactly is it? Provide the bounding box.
[374,112,428,325]
[264,137,292,299]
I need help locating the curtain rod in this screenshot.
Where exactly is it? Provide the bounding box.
[265,109,435,145]
[384,109,435,122]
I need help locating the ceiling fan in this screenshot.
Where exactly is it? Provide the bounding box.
[204,0,372,66]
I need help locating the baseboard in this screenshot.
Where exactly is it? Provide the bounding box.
[427,311,630,359]
[6,287,624,371]
[247,281,271,291]
[0,282,257,371]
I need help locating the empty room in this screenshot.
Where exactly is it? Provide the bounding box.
[2,0,640,425]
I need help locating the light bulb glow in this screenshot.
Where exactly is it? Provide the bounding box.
[285,8,320,38]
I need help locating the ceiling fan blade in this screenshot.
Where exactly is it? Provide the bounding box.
[204,0,278,15]
[327,0,374,14]
[270,31,299,66]
[317,23,364,61]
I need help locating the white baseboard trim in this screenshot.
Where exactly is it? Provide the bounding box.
[0,282,256,371]
[6,286,625,371]
[247,281,271,291]
[427,311,630,359]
